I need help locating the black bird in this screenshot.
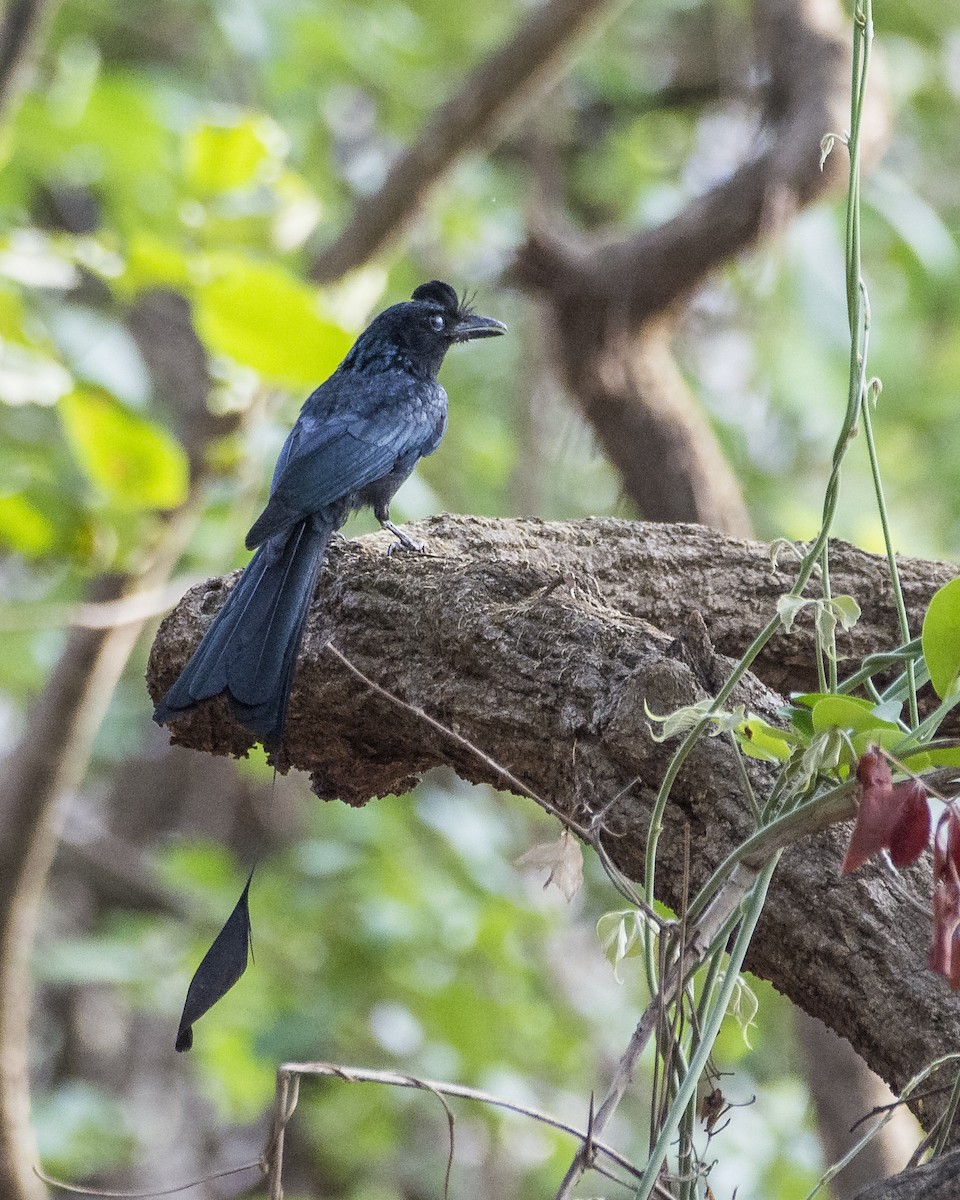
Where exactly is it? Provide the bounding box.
[154,280,505,747]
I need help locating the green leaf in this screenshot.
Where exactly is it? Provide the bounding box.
[597,909,650,980]
[849,727,904,758]
[735,716,796,762]
[786,704,815,738]
[831,594,862,631]
[185,115,284,194]
[0,492,55,555]
[776,594,808,633]
[722,970,760,1049]
[59,389,189,510]
[194,257,353,385]
[120,232,191,294]
[871,699,904,724]
[811,695,900,735]
[644,697,745,742]
[796,728,844,784]
[902,746,960,770]
[922,577,960,699]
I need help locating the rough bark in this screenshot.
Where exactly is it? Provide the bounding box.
[855,1150,960,1200]
[152,514,951,719]
[147,514,960,1115]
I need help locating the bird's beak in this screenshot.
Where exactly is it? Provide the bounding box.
[452,312,507,342]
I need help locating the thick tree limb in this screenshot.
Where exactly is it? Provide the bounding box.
[854,1148,960,1200]
[147,514,960,1110]
[514,0,859,325]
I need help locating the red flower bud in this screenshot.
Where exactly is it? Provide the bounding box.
[888,781,932,869]
[842,750,932,875]
[856,746,892,793]
[842,749,897,875]
[948,808,960,877]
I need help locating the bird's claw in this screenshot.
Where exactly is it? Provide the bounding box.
[381,519,425,555]
[386,535,425,556]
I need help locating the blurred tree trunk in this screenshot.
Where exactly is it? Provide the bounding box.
[0,0,58,118]
[0,293,225,1200]
[0,574,150,1200]
[798,1013,920,1198]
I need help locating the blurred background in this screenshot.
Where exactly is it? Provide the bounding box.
[0,0,958,1197]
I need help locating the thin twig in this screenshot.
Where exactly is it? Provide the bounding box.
[0,577,205,632]
[267,1061,644,1187]
[265,1069,301,1200]
[33,1161,262,1198]
[326,641,665,924]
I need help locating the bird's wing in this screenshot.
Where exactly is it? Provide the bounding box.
[246,396,442,548]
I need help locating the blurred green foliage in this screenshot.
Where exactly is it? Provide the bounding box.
[0,0,957,1196]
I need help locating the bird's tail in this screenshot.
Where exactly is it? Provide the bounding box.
[154,517,333,746]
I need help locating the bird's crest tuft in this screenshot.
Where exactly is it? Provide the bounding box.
[411,280,462,315]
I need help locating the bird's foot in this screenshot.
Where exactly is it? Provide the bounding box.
[382,520,425,555]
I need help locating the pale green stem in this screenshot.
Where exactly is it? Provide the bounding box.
[634,858,779,1200]
[858,371,919,726]
[820,546,836,692]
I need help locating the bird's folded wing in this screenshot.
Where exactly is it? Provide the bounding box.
[246,419,432,547]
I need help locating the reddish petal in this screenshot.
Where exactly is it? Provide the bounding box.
[888,781,932,868]
[934,810,952,882]
[931,814,960,987]
[841,749,898,875]
[856,747,892,792]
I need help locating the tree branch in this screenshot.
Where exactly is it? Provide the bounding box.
[509,0,887,532]
[854,1147,960,1200]
[147,513,959,1108]
[312,0,631,282]
[0,0,57,120]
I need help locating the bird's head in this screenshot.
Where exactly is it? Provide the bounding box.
[347,281,506,378]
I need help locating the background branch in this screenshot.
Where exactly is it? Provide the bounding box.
[312,0,632,283]
[0,0,58,119]
[854,1146,960,1200]
[508,0,887,533]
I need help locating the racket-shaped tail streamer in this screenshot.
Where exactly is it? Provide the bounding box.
[176,871,254,1052]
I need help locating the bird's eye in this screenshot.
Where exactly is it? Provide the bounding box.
[429,313,445,332]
